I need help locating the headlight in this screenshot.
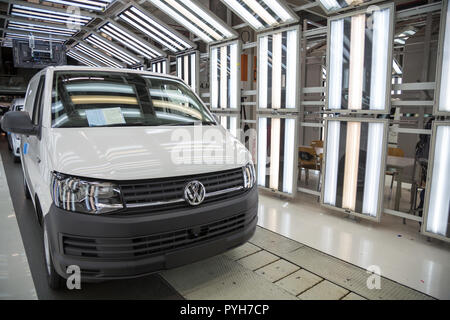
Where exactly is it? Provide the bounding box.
[51,172,123,214]
[243,162,256,189]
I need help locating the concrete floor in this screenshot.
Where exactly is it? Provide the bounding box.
[266,170,450,299]
[0,137,447,299]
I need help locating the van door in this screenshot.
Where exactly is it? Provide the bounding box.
[22,75,45,198]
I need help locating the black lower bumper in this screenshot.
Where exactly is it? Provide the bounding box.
[45,187,258,280]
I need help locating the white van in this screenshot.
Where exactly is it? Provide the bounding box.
[7,98,25,162]
[1,66,257,289]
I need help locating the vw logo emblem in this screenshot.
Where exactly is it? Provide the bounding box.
[184,180,206,206]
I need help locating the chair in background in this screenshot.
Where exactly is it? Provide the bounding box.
[387,147,405,193]
[298,146,319,186]
[310,140,324,148]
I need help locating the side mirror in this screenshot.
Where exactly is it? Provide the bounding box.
[1,111,38,135]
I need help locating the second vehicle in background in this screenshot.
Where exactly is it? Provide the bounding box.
[7,98,25,162]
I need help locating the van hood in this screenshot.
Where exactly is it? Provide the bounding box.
[46,126,250,181]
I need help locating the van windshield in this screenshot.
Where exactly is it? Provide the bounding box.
[51,71,215,128]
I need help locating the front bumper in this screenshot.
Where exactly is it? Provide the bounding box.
[45,186,258,280]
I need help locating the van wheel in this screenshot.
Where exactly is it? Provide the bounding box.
[43,223,64,290]
[24,176,31,199]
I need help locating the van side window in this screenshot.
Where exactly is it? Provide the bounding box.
[32,75,45,126]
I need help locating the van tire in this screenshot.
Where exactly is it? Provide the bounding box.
[43,223,64,290]
[24,176,31,199]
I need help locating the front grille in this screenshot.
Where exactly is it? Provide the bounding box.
[62,213,249,260]
[119,167,245,212]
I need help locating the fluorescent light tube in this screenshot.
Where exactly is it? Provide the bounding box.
[342,122,361,210]
[86,34,139,65]
[179,0,234,38]
[184,55,189,85]
[67,52,99,67]
[438,3,450,113]
[210,48,218,109]
[8,21,76,36]
[220,46,227,108]
[100,23,161,59]
[320,0,341,11]
[230,42,238,109]
[258,35,268,109]
[426,125,450,235]
[370,8,389,110]
[221,0,263,30]
[190,53,196,92]
[44,0,112,11]
[119,13,180,52]
[229,116,237,137]
[329,19,344,109]
[283,118,295,193]
[260,0,294,21]
[6,32,65,42]
[323,120,340,206]
[242,0,277,25]
[362,122,384,217]
[11,4,91,25]
[120,6,193,52]
[75,43,122,68]
[392,59,402,75]
[147,0,213,42]
[177,56,182,78]
[348,14,365,110]
[269,118,280,190]
[286,29,297,109]
[272,32,282,109]
[257,118,267,186]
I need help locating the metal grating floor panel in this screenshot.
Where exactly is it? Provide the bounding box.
[159,226,436,300]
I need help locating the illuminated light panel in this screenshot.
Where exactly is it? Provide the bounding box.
[7,20,77,36]
[220,0,298,31]
[119,5,193,53]
[85,34,140,66]
[44,0,114,11]
[436,1,450,114]
[67,50,102,67]
[5,32,66,43]
[74,42,123,68]
[257,116,297,195]
[319,0,376,13]
[322,119,387,219]
[176,51,198,93]
[146,0,236,43]
[151,59,168,74]
[326,5,392,112]
[424,123,450,238]
[258,27,299,110]
[210,41,240,109]
[11,4,92,25]
[99,22,164,60]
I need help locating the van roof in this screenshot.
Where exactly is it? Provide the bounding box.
[43,66,179,81]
